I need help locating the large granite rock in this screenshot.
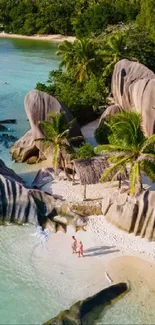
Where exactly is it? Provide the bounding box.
[0,159,23,183]
[32,168,55,194]
[101,59,155,136]
[0,172,88,231]
[11,90,83,163]
[0,161,87,230]
[102,189,155,241]
[44,282,128,325]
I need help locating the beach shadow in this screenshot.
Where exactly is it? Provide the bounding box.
[84,246,115,253]
[84,245,119,257]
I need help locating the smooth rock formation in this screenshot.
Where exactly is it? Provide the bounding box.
[98,104,120,127]
[11,90,83,163]
[0,173,88,230]
[0,159,23,183]
[44,282,128,325]
[10,130,40,163]
[101,59,155,136]
[32,168,55,194]
[0,161,87,230]
[0,174,56,226]
[102,189,155,241]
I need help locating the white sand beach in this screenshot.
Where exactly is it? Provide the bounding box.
[29,214,155,324]
[0,32,76,43]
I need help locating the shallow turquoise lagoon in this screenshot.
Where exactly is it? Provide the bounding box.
[0,38,60,171]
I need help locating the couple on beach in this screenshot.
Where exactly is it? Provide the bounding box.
[72,236,84,258]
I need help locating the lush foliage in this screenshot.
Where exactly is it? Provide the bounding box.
[95,111,155,195]
[73,143,95,159]
[0,0,140,36]
[36,69,108,125]
[36,113,78,169]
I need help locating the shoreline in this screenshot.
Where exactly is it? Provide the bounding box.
[0,32,76,43]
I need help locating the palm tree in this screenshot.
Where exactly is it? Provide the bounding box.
[56,40,75,72]
[37,113,81,178]
[73,39,96,82]
[95,111,155,195]
[56,38,96,82]
[98,34,128,77]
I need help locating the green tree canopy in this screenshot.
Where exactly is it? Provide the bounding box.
[95,111,155,195]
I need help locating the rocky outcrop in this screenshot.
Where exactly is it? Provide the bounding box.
[102,59,155,136]
[0,159,23,183]
[11,89,83,163]
[0,173,88,230]
[102,189,155,241]
[32,168,55,194]
[44,282,128,325]
[0,161,87,230]
[98,104,120,127]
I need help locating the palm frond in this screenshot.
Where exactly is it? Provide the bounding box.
[95,144,133,154]
[137,153,155,164]
[39,121,57,139]
[140,160,155,182]
[141,134,155,153]
[100,156,132,182]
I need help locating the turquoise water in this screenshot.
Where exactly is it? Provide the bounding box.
[0,38,60,174]
[0,38,61,324]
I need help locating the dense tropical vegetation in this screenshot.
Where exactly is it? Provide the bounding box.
[2,0,155,196]
[95,111,155,195]
[0,0,140,36]
[1,1,155,125]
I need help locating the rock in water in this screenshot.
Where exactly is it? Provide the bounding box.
[0,119,17,124]
[101,59,155,137]
[0,123,7,131]
[43,282,128,325]
[11,90,83,163]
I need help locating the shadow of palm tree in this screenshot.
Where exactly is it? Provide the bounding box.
[84,245,119,257]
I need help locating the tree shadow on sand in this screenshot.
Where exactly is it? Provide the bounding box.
[84,245,119,257]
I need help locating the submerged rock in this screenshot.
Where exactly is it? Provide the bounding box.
[0,119,17,124]
[44,282,128,325]
[0,123,7,131]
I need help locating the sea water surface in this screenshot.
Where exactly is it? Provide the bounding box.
[0,38,60,182]
[1,38,155,325]
[0,38,61,324]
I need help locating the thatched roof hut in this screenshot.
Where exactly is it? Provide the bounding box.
[73,156,127,185]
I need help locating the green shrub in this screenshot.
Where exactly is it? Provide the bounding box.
[73,143,95,159]
[95,123,111,144]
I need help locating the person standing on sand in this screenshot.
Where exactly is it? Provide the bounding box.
[77,241,84,258]
[71,236,77,254]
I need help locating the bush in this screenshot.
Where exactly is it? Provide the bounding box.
[36,70,108,126]
[73,143,95,159]
[95,122,111,145]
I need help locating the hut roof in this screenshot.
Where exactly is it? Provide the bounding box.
[73,156,127,185]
